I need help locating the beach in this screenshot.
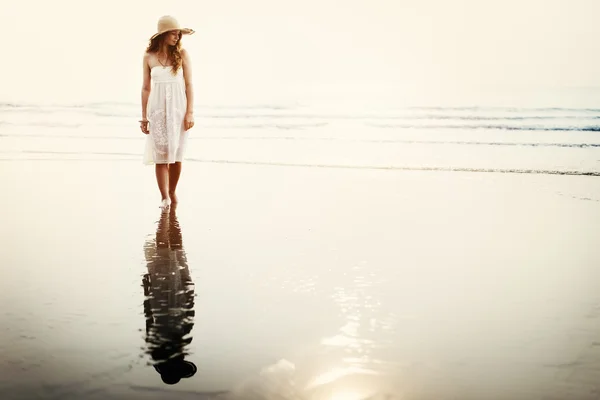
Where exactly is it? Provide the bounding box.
[3,0,600,396]
[1,102,600,399]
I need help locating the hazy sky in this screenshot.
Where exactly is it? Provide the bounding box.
[1,0,598,104]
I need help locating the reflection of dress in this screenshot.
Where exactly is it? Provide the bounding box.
[142,209,196,384]
[143,66,188,165]
[143,244,194,347]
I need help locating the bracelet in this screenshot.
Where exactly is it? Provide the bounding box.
[139,119,148,123]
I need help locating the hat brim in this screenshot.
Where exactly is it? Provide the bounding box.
[150,28,195,41]
[154,360,198,385]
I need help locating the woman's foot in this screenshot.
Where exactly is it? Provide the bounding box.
[159,198,171,209]
[169,191,178,204]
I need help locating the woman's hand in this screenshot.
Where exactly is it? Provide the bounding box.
[184,112,195,130]
[139,119,149,134]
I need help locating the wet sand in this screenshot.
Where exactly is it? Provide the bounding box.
[0,159,599,400]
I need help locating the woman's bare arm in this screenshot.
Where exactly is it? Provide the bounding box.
[181,48,195,130]
[141,52,151,121]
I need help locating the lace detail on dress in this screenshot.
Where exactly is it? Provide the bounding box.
[148,109,169,155]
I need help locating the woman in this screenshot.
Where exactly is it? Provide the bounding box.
[140,15,195,208]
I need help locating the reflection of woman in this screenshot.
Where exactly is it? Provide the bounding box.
[142,205,197,384]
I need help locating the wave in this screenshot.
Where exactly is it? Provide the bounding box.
[193,137,600,148]
[197,114,598,121]
[2,132,599,148]
[2,102,599,114]
[2,118,599,132]
[1,150,598,177]
[403,106,600,113]
[4,110,599,123]
[186,159,600,176]
[0,133,140,139]
[0,121,83,128]
[200,104,297,110]
[0,102,296,111]
[200,122,329,130]
[365,123,600,131]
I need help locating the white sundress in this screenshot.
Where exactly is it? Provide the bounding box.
[143,66,189,165]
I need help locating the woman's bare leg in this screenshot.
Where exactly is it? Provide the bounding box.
[168,162,182,203]
[155,164,170,206]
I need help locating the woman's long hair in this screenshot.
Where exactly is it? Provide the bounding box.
[146,32,183,75]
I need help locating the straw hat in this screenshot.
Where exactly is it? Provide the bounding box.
[150,15,195,41]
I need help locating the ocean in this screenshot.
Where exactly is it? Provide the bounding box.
[1,94,599,177]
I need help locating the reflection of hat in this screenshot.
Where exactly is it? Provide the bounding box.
[151,15,195,41]
[154,357,197,385]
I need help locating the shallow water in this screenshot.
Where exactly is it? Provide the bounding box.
[1,100,600,399]
[0,158,599,400]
